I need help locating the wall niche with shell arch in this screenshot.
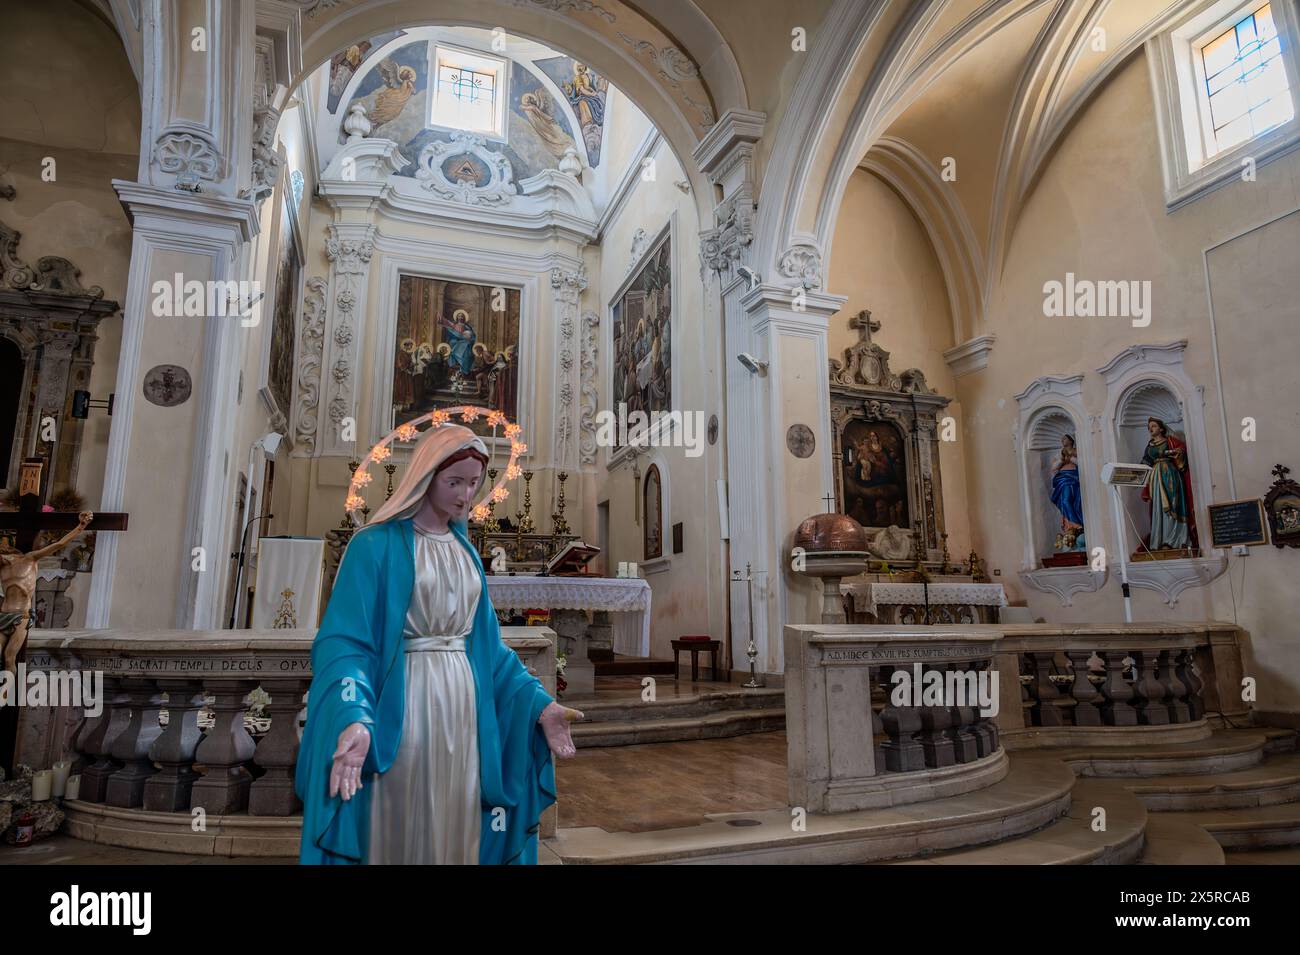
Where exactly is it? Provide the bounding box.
[1015,375,1107,606]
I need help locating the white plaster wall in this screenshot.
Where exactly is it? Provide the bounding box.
[957,53,1300,712]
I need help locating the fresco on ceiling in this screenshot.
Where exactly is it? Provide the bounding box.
[534,56,608,167]
[506,64,577,176]
[339,41,429,147]
[327,31,405,113]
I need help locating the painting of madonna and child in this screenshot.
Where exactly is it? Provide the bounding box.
[840,420,909,530]
[391,275,521,437]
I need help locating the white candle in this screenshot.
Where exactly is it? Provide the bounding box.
[52,760,72,798]
[66,774,81,800]
[31,769,52,802]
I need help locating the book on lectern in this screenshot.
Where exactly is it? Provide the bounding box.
[546,540,601,576]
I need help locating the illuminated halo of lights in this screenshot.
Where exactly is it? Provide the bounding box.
[345,405,524,524]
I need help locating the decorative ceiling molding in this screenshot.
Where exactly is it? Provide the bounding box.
[859,134,986,343]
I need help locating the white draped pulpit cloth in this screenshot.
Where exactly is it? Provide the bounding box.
[252,538,325,629]
[367,525,483,865]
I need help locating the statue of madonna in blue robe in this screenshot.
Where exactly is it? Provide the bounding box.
[1050,434,1085,547]
[295,427,557,865]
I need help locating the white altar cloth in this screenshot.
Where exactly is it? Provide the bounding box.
[485,575,652,657]
[840,580,1008,617]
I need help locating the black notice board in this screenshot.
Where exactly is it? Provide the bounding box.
[1208,499,1269,547]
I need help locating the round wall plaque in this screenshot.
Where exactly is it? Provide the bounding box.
[142,364,192,407]
[787,423,815,458]
[708,414,719,445]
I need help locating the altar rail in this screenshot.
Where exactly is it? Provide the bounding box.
[784,622,1247,813]
[17,628,555,855]
[993,622,1246,748]
[784,625,1009,813]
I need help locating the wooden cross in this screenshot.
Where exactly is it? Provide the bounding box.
[0,459,128,772]
[0,458,129,552]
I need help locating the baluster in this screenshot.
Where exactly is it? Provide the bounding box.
[918,664,957,768]
[1098,651,1138,725]
[1159,650,1191,723]
[879,665,925,772]
[250,679,311,815]
[1027,651,1065,726]
[143,680,206,811]
[105,678,165,807]
[1131,651,1171,725]
[1066,650,1103,726]
[946,662,980,763]
[77,677,130,804]
[190,679,257,814]
[1178,649,1205,721]
[970,659,999,757]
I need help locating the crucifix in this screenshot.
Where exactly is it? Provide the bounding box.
[822,492,836,513]
[0,457,129,772]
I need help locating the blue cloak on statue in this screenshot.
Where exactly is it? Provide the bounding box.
[1051,467,1085,532]
[295,516,556,864]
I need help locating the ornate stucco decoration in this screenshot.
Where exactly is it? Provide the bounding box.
[829,310,932,395]
[551,265,589,468]
[294,276,328,454]
[154,130,222,191]
[579,309,600,466]
[416,132,518,206]
[778,242,824,290]
[0,220,104,299]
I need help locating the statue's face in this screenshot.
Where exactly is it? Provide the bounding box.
[428,458,484,522]
[1148,420,1163,437]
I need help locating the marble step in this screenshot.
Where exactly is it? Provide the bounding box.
[1258,727,1299,754]
[1225,846,1300,864]
[886,778,1147,865]
[569,686,784,723]
[1122,752,1300,811]
[1137,813,1226,864]
[1048,730,1269,777]
[545,756,1075,864]
[1168,802,1300,850]
[570,706,786,747]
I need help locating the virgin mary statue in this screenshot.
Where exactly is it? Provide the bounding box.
[296,424,582,864]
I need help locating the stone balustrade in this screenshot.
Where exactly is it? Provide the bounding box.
[784,625,1009,813]
[784,621,1247,814]
[16,627,556,854]
[993,622,1246,748]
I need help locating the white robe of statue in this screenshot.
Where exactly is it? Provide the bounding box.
[367,525,483,864]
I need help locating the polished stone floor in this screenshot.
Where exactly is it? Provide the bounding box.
[555,731,788,833]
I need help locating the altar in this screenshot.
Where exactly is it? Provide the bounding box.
[841,577,1007,624]
[485,575,652,695]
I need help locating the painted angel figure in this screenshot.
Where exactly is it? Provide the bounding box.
[296,425,582,864]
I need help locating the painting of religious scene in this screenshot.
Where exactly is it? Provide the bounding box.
[266,196,300,418]
[611,235,671,448]
[840,419,909,528]
[534,56,608,166]
[326,31,405,113]
[392,276,520,435]
[337,41,428,146]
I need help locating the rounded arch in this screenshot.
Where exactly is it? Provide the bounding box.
[286,0,748,224]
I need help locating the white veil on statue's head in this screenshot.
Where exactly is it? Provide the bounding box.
[367,423,489,526]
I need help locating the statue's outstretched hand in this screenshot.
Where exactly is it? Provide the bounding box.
[539,701,583,759]
[330,722,370,801]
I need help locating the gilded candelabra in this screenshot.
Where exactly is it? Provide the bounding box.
[551,471,570,536]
